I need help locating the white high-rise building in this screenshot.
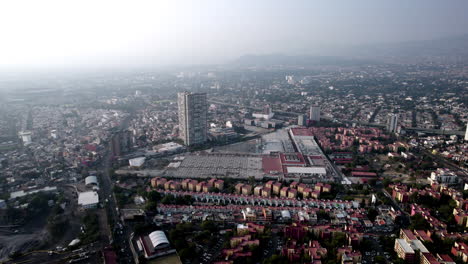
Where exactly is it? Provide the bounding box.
[386,114,398,133]
[50,130,58,139]
[309,106,320,122]
[285,75,296,85]
[178,92,208,146]
[465,124,468,141]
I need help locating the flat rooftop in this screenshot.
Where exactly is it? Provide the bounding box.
[261,129,295,153]
[78,191,99,206]
[396,239,414,253]
[147,253,182,264]
[164,153,264,179]
[286,166,326,175]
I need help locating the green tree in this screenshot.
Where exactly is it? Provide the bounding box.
[145,201,158,211]
[409,213,430,230]
[201,220,217,232]
[161,194,175,204]
[48,215,69,240]
[367,208,378,222]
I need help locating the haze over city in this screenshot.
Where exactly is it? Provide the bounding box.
[0,1,468,264]
[1,0,468,69]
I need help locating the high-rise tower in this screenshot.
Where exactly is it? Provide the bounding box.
[465,124,468,141]
[386,113,399,133]
[178,92,208,146]
[309,106,320,122]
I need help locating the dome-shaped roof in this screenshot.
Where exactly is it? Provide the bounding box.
[149,231,169,249]
[85,176,98,186]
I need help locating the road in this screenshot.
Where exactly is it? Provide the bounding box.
[2,245,101,264]
[99,114,135,264]
[420,148,468,177]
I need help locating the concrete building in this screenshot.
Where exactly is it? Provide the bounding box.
[18,131,32,145]
[285,75,296,85]
[136,231,176,260]
[129,157,146,168]
[253,105,274,120]
[428,168,458,185]
[177,92,207,146]
[154,142,184,154]
[387,113,399,133]
[465,124,468,141]
[394,239,415,263]
[297,114,307,126]
[50,129,58,139]
[309,106,320,122]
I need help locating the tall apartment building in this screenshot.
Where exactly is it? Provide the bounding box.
[309,106,320,122]
[386,113,399,133]
[465,124,468,141]
[178,92,207,146]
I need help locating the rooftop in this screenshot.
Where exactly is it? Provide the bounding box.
[78,191,99,206]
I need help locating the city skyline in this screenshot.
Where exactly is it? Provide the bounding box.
[0,1,467,264]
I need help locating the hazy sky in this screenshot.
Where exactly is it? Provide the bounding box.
[1,0,468,68]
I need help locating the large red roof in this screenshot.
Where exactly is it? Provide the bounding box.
[290,128,314,136]
[351,171,377,177]
[262,156,283,173]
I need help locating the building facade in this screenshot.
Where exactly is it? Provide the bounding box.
[178,92,208,146]
[465,124,468,141]
[297,114,307,126]
[386,113,399,133]
[309,106,320,122]
[428,168,458,185]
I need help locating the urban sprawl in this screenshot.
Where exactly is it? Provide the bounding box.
[0,62,467,264]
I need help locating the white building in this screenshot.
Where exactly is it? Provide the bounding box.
[18,131,32,145]
[129,157,146,168]
[285,75,296,84]
[465,124,468,141]
[50,130,58,139]
[428,168,458,185]
[285,166,327,177]
[154,142,184,154]
[309,106,320,122]
[281,210,291,219]
[78,191,99,209]
[137,230,174,259]
[85,176,99,187]
[241,208,256,220]
[253,105,274,120]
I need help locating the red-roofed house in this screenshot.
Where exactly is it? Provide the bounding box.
[452,242,468,262]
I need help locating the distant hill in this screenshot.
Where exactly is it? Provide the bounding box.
[231,34,468,66]
[230,54,376,67]
[359,34,468,60]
